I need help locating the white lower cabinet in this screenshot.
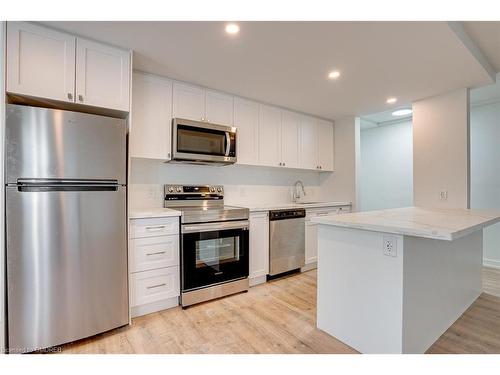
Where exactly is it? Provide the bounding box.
[249,211,269,286]
[130,217,180,317]
[303,206,351,270]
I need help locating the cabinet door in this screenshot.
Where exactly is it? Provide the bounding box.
[131,72,172,160]
[317,119,335,171]
[258,104,282,167]
[6,22,76,103]
[299,115,319,170]
[234,97,259,165]
[172,82,205,121]
[281,110,300,168]
[76,38,130,111]
[305,220,318,265]
[249,212,269,285]
[205,89,234,125]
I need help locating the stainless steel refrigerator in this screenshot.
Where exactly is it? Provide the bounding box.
[5,104,129,353]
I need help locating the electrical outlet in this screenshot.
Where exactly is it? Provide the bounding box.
[383,235,397,257]
[440,190,448,201]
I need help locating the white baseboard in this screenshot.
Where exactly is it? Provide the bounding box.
[301,262,317,272]
[249,275,267,287]
[131,296,179,318]
[484,258,500,269]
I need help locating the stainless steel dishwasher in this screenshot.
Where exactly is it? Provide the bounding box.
[269,208,306,276]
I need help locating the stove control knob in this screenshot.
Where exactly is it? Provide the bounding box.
[210,187,215,193]
[176,187,182,193]
[217,187,222,193]
[167,187,174,193]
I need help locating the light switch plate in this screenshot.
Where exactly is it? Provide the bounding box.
[383,235,398,257]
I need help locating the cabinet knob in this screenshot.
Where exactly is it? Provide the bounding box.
[67,93,73,100]
[78,94,84,102]
[283,162,286,166]
[320,166,322,170]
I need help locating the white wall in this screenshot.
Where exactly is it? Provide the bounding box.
[319,116,360,210]
[412,88,470,209]
[359,121,413,211]
[470,100,500,268]
[0,21,6,353]
[130,159,324,208]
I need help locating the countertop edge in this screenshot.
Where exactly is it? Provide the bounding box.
[243,202,352,212]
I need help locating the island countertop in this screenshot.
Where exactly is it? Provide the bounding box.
[311,206,500,241]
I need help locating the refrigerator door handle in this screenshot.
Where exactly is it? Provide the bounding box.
[17,178,119,185]
[16,185,120,192]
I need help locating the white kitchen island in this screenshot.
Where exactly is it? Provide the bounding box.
[312,207,500,354]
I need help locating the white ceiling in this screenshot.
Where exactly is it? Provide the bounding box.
[463,22,500,73]
[42,21,496,121]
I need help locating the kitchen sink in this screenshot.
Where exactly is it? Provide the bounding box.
[294,201,323,204]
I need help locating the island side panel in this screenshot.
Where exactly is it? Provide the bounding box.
[402,230,483,353]
[316,225,404,353]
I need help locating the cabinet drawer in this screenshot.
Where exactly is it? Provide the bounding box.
[130,267,180,307]
[130,217,179,238]
[130,235,179,273]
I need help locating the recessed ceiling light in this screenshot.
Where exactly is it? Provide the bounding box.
[225,23,240,35]
[328,71,340,79]
[392,108,413,117]
[386,97,397,104]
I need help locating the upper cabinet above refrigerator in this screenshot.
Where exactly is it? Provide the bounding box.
[6,22,131,112]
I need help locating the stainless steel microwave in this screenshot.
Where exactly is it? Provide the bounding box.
[171,118,237,165]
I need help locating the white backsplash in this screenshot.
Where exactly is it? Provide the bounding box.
[129,158,324,209]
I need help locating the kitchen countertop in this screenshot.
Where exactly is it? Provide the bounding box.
[311,206,500,241]
[129,207,181,219]
[236,201,352,212]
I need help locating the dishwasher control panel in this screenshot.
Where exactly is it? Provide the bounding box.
[269,208,306,221]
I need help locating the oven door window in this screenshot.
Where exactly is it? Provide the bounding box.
[196,237,239,268]
[182,227,249,291]
[177,125,226,156]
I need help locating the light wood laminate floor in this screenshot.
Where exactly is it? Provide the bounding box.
[60,268,500,354]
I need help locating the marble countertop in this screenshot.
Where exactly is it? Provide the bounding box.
[236,201,352,212]
[311,206,500,241]
[129,207,181,219]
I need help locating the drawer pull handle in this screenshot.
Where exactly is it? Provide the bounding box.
[146,251,166,256]
[147,283,166,289]
[145,225,166,231]
[317,212,328,216]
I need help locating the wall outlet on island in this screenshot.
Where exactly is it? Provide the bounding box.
[440,190,448,201]
[383,235,397,257]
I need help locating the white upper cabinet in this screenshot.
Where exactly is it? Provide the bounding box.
[299,115,319,170]
[258,104,282,167]
[172,82,205,121]
[317,119,335,171]
[6,22,76,103]
[281,110,300,168]
[234,97,259,165]
[299,116,335,171]
[6,22,131,111]
[131,72,173,161]
[172,83,234,125]
[75,38,130,111]
[205,90,234,126]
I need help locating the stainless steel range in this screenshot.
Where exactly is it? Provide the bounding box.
[164,184,249,307]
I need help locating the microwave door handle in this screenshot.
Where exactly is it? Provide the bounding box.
[225,131,230,156]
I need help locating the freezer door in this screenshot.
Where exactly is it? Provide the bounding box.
[5,104,127,184]
[6,185,128,353]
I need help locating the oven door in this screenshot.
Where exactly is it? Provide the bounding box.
[181,220,249,291]
[172,118,236,164]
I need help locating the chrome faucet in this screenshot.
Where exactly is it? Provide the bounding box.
[292,180,306,202]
